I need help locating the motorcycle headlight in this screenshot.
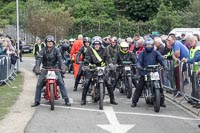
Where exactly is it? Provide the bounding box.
[97,67,105,76]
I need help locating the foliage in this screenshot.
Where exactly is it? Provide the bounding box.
[0,0,194,38]
[152,2,183,34]
[182,0,200,27]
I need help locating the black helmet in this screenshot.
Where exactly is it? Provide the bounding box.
[83,37,91,45]
[45,35,55,44]
[61,43,69,51]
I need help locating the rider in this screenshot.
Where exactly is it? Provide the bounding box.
[113,41,137,90]
[131,37,168,107]
[106,36,119,64]
[31,35,71,107]
[73,37,91,91]
[80,36,118,105]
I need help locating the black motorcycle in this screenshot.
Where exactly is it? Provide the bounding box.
[143,65,163,112]
[82,64,106,110]
[116,61,134,99]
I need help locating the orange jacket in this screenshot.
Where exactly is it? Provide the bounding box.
[70,39,83,58]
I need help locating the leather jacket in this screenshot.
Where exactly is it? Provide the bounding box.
[36,46,63,69]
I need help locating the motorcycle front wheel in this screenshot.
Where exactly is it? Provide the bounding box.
[99,82,104,110]
[154,88,161,112]
[126,76,132,99]
[50,83,55,110]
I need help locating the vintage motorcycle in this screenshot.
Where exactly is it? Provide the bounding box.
[116,61,134,99]
[82,64,106,110]
[42,68,60,110]
[142,65,163,112]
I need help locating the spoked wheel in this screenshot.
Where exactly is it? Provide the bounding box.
[154,88,161,112]
[126,77,132,99]
[99,82,104,110]
[144,87,151,104]
[50,84,54,110]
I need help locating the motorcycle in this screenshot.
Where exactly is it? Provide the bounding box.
[116,61,134,99]
[142,65,163,112]
[82,64,106,110]
[42,68,60,110]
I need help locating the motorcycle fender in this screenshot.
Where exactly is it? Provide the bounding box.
[153,80,160,89]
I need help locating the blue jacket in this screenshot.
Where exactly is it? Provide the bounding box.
[187,50,200,64]
[0,43,3,55]
[137,50,166,76]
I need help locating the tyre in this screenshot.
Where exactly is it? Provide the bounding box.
[126,77,132,99]
[154,88,161,112]
[99,83,104,110]
[50,84,55,110]
[144,87,150,104]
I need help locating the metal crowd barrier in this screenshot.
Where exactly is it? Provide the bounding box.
[0,55,17,87]
[162,59,200,115]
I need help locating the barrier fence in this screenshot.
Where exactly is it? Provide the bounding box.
[0,55,17,87]
[163,59,200,115]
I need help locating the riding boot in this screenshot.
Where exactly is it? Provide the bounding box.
[73,83,78,91]
[81,89,87,105]
[109,92,118,105]
[64,98,71,106]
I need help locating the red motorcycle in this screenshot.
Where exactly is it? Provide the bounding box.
[42,68,60,110]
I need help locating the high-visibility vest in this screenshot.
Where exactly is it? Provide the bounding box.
[91,48,102,62]
[33,43,42,55]
[189,46,200,59]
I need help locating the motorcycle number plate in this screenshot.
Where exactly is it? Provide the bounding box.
[46,71,57,79]
[125,66,131,71]
[150,72,160,80]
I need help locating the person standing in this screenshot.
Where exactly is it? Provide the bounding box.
[70,35,84,78]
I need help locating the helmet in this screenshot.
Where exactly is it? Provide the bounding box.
[45,35,55,44]
[91,36,102,46]
[119,41,129,54]
[144,37,154,52]
[83,37,91,45]
[69,38,75,42]
[61,43,69,51]
[111,36,117,42]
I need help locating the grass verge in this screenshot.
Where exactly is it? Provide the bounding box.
[0,73,24,120]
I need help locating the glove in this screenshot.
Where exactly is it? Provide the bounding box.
[109,63,113,67]
[100,61,106,67]
[34,66,40,75]
[61,64,67,74]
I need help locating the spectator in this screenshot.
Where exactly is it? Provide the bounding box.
[182,36,200,108]
[126,37,134,52]
[133,37,144,55]
[167,35,189,95]
[154,37,165,55]
[33,37,45,59]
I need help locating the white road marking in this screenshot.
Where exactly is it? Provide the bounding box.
[97,106,135,133]
[40,104,200,121]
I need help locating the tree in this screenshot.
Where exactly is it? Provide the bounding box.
[153,2,183,34]
[182,0,200,27]
[24,0,73,40]
[114,0,161,22]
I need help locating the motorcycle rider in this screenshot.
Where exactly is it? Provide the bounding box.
[81,36,118,105]
[31,35,71,107]
[131,37,168,107]
[113,41,137,91]
[73,37,91,91]
[106,36,119,64]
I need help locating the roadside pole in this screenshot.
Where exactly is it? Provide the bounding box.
[16,0,20,72]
